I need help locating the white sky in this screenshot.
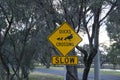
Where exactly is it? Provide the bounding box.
[99,26,110,46]
[78,26,110,47]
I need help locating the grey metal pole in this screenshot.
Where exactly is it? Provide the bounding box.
[64,65,66,80]
[94,49,101,80]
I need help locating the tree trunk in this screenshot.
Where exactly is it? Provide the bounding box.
[113,64,116,70]
[82,66,90,80]
[66,50,78,80]
[82,59,92,80]
[66,65,78,80]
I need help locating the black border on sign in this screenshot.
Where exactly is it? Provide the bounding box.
[51,56,78,65]
[48,22,83,56]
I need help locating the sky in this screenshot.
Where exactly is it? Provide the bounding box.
[79,26,110,47]
[99,26,110,46]
[76,26,110,55]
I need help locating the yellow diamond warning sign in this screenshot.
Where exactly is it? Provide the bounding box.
[48,22,82,56]
[52,56,78,65]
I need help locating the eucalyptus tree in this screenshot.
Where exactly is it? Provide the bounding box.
[0,0,41,80]
[108,43,120,69]
[106,0,120,69]
[35,0,80,79]
[0,0,58,80]
[0,0,14,79]
[75,0,117,79]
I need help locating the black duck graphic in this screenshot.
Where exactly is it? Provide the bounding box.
[57,37,63,40]
[64,34,73,40]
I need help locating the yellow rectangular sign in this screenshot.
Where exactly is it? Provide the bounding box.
[52,56,78,65]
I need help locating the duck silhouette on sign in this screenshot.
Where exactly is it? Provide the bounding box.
[57,37,63,40]
[64,34,73,40]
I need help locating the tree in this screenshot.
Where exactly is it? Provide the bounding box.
[0,0,14,79]
[106,0,120,69]
[75,0,117,80]
[0,0,40,80]
[108,43,120,69]
[0,0,57,80]
[99,44,109,68]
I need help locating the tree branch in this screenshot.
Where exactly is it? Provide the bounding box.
[99,1,117,23]
[82,11,92,46]
[77,0,84,33]
[0,16,13,46]
[86,14,94,24]
[76,46,88,66]
[0,4,11,23]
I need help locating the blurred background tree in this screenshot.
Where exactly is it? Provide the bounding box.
[106,0,120,69]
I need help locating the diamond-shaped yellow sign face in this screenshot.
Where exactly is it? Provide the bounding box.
[48,22,82,56]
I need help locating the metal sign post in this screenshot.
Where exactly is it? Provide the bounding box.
[94,49,101,80]
[64,65,66,80]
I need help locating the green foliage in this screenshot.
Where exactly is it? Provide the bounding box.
[106,0,120,42]
[108,43,120,65]
[106,0,120,67]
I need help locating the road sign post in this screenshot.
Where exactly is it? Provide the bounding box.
[94,49,101,80]
[64,65,66,80]
[48,22,82,80]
